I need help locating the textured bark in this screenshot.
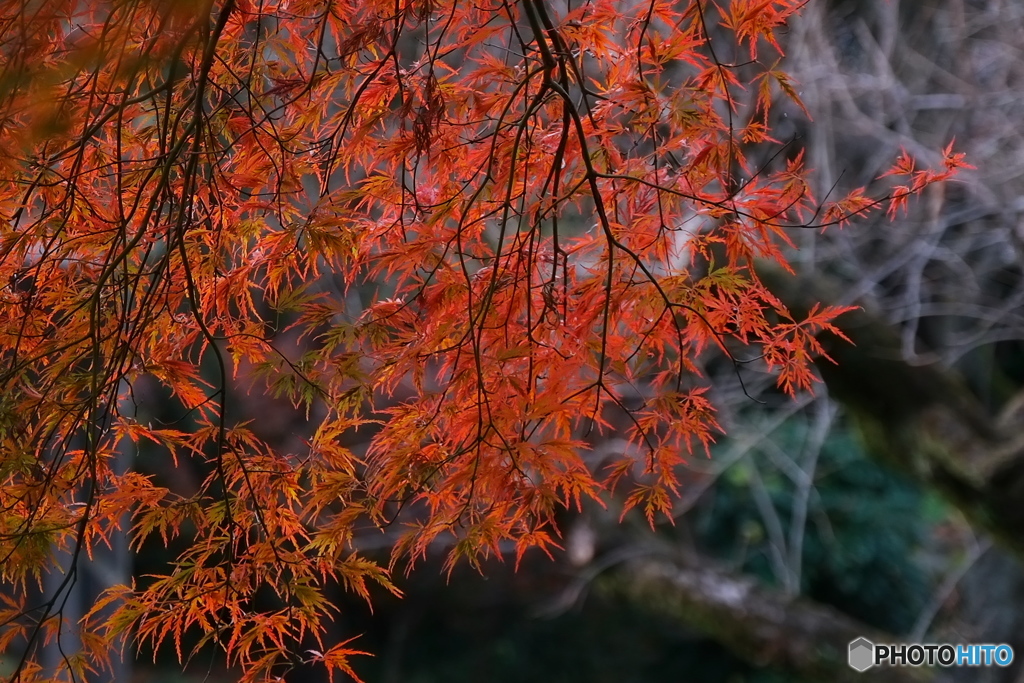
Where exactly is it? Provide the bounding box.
[613,554,933,683]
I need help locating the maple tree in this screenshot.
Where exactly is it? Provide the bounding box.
[0,0,971,680]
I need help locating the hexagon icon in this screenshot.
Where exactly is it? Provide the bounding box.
[849,637,875,672]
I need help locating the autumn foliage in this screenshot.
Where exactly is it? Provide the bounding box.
[0,0,969,680]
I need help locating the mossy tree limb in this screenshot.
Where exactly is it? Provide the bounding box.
[760,265,1024,560]
[611,553,933,683]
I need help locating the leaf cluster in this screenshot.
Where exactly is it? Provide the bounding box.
[0,0,963,679]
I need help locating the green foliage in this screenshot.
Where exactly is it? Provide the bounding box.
[696,419,934,634]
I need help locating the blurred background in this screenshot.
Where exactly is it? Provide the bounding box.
[30,0,1024,681]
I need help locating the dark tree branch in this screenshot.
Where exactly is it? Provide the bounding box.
[760,265,1024,560]
[611,552,933,683]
